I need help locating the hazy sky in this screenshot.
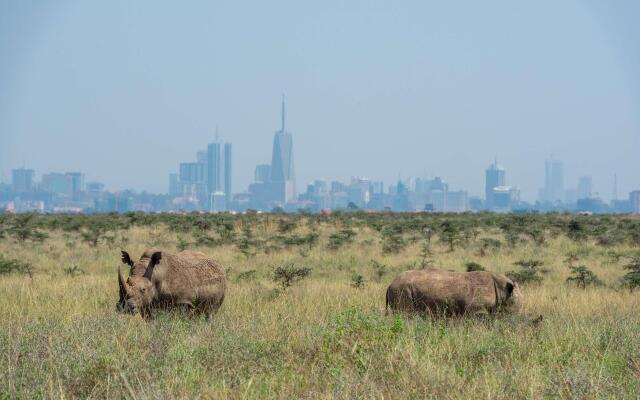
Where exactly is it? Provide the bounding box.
[1,1,639,201]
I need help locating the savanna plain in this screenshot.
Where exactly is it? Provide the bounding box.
[1,212,640,399]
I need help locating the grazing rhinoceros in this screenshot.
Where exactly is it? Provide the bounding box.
[386,269,522,316]
[117,248,225,318]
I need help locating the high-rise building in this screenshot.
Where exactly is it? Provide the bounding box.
[446,190,469,212]
[12,168,35,194]
[492,186,520,211]
[544,158,564,203]
[206,142,222,195]
[67,172,84,198]
[269,95,296,204]
[205,130,232,209]
[630,191,640,214]
[168,174,179,196]
[254,164,271,183]
[224,143,232,204]
[41,173,71,195]
[577,176,592,199]
[485,160,505,209]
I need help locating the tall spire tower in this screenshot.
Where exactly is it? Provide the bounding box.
[281,94,286,132]
[270,94,295,204]
[612,173,618,202]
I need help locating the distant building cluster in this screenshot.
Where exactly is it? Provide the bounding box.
[0,168,143,213]
[168,128,232,212]
[296,176,470,213]
[1,98,638,214]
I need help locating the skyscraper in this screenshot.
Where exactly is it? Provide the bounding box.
[544,158,564,203]
[485,159,505,209]
[206,141,222,195]
[577,176,592,200]
[224,143,232,204]
[254,164,271,183]
[12,168,35,194]
[631,191,640,214]
[67,172,84,198]
[270,95,296,204]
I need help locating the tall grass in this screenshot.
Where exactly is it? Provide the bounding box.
[1,213,639,398]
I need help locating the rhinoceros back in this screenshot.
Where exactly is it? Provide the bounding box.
[159,251,226,307]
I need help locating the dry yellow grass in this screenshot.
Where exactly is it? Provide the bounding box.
[1,214,639,399]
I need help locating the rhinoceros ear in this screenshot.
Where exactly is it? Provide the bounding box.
[505,282,514,297]
[121,251,134,267]
[143,251,162,279]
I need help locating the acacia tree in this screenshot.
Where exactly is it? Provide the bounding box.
[622,257,640,291]
[439,221,460,252]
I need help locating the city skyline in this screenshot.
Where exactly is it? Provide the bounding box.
[2,2,639,200]
[3,141,638,214]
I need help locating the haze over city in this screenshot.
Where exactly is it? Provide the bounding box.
[1,1,639,205]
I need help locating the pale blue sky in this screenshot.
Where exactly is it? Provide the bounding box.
[1,1,638,201]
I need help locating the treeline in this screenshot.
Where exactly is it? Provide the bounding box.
[1,211,639,247]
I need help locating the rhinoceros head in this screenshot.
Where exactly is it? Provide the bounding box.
[494,275,523,313]
[117,250,161,315]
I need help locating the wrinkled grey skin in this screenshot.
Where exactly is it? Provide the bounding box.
[386,269,522,316]
[117,249,225,318]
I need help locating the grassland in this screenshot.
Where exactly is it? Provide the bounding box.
[1,212,640,399]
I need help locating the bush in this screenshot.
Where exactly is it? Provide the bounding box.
[419,241,434,269]
[273,264,312,289]
[381,225,406,254]
[0,255,33,277]
[236,269,258,282]
[439,220,460,252]
[237,225,257,258]
[465,262,485,272]
[176,236,190,251]
[566,265,602,289]
[7,214,48,243]
[327,229,356,250]
[63,265,85,276]
[371,260,389,282]
[506,259,547,285]
[566,219,587,241]
[622,257,640,291]
[350,273,366,289]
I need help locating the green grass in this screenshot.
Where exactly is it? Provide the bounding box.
[1,213,639,398]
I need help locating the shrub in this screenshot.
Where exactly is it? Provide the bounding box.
[278,218,297,233]
[622,257,640,291]
[506,259,547,285]
[465,261,485,272]
[80,225,109,246]
[63,265,85,276]
[371,260,389,282]
[327,229,356,250]
[480,238,502,251]
[566,265,602,289]
[514,259,547,272]
[236,269,258,282]
[350,273,366,289]
[176,236,190,251]
[273,264,312,289]
[381,225,406,254]
[7,214,48,243]
[566,219,587,241]
[419,241,434,269]
[0,255,33,277]
[237,225,256,258]
[439,220,460,252]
